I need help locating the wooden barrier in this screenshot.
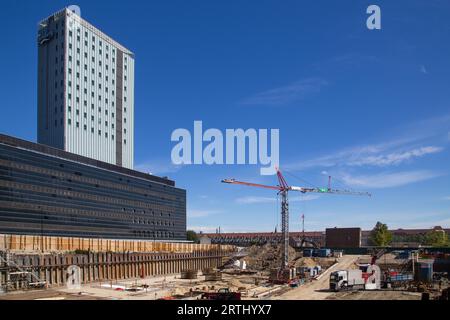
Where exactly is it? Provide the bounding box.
[0,250,233,289]
[0,234,235,254]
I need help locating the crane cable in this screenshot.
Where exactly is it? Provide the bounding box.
[284,168,358,193]
[283,169,321,189]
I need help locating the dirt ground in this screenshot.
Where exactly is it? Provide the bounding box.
[273,255,360,300]
[272,254,423,301]
[327,290,421,300]
[0,289,104,300]
[0,253,435,301]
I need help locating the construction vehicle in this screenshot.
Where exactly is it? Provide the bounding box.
[201,288,241,300]
[370,248,386,265]
[222,169,370,283]
[330,247,384,291]
[330,269,365,291]
[330,264,381,291]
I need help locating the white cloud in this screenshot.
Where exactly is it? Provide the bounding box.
[187,226,218,233]
[286,114,450,172]
[285,138,411,170]
[444,196,450,201]
[340,170,441,188]
[135,160,182,175]
[187,226,261,233]
[187,209,221,218]
[420,65,428,74]
[291,195,321,202]
[235,196,276,204]
[241,78,328,106]
[286,143,444,171]
[347,146,443,167]
[236,195,319,204]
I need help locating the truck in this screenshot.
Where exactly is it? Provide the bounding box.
[383,272,414,288]
[329,269,365,291]
[330,264,381,291]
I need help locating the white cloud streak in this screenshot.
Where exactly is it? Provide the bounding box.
[286,143,444,171]
[187,226,262,233]
[340,170,441,188]
[286,114,450,172]
[241,78,328,106]
[187,226,218,233]
[420,65,428,74]
[347,146,443,167]
[135,161,182,175]
[187,209,221,218]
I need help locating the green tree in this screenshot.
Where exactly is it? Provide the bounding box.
[424,229,449,247]
[369,222,393,247]
[186,230,199,243]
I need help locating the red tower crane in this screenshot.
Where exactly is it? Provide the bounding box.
[222,168,371,282]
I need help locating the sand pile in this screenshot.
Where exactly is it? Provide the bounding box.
[243,243,299,271]
[294,257,317,268]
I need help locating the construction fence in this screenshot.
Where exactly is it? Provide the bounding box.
[0,234,236,254]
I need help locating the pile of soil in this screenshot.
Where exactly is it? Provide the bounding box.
[243,243,299,271]
[294,257,317,268]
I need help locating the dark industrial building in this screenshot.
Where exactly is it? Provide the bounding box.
[325,227,362,248]
[0,134,186,240]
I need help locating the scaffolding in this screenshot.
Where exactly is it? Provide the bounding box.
[0,251,46,293]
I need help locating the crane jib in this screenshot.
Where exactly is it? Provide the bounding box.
[221,168,370,281]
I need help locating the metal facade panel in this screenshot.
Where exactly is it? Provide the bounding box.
[0,139,186,241]
[37,9,134,169]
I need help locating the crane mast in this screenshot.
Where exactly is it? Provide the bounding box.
[222,168,371,282]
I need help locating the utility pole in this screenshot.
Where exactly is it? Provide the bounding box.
[301,214,305,239]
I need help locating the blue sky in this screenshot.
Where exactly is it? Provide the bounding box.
[0,1,449,233]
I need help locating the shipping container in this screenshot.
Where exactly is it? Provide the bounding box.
[303,249,313,257]
[314,248,331,257]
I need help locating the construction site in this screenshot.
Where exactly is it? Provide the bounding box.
[1,234,449,301]
[1,169,449,301]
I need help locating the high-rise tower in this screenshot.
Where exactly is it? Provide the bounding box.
[37,8,134,168]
